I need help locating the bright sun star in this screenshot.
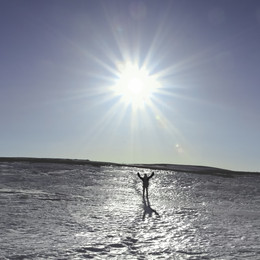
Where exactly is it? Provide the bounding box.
[113,63,161,109]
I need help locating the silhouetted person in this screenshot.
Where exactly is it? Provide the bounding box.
[137,172,154,198]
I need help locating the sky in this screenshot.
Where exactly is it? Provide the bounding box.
[1,0,260,171]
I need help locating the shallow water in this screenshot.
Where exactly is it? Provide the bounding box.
[0,162,259,259]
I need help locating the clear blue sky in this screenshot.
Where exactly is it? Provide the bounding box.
[1,0,260,171]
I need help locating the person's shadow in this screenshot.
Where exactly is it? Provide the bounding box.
[142,194,159,220]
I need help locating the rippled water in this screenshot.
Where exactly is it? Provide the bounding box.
[0,162,259,259]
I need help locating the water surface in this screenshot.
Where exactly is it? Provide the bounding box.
[0,162,259,259]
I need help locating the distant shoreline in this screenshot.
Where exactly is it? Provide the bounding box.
[0,157,259,176]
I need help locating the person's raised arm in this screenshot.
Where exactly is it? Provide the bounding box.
[149,172,154,179]
[137,172,143,180]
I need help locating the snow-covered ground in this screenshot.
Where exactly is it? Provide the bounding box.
[0,161,259,259]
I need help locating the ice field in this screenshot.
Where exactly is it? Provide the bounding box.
[0,160,259,259]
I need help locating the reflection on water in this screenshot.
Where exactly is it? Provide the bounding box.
[0,163,260,259]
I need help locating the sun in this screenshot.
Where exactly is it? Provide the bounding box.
[113,63,161,109]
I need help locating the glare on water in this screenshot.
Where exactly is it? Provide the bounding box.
[0,162,259,259]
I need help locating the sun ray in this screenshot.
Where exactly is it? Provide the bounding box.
[63,2,206,163]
